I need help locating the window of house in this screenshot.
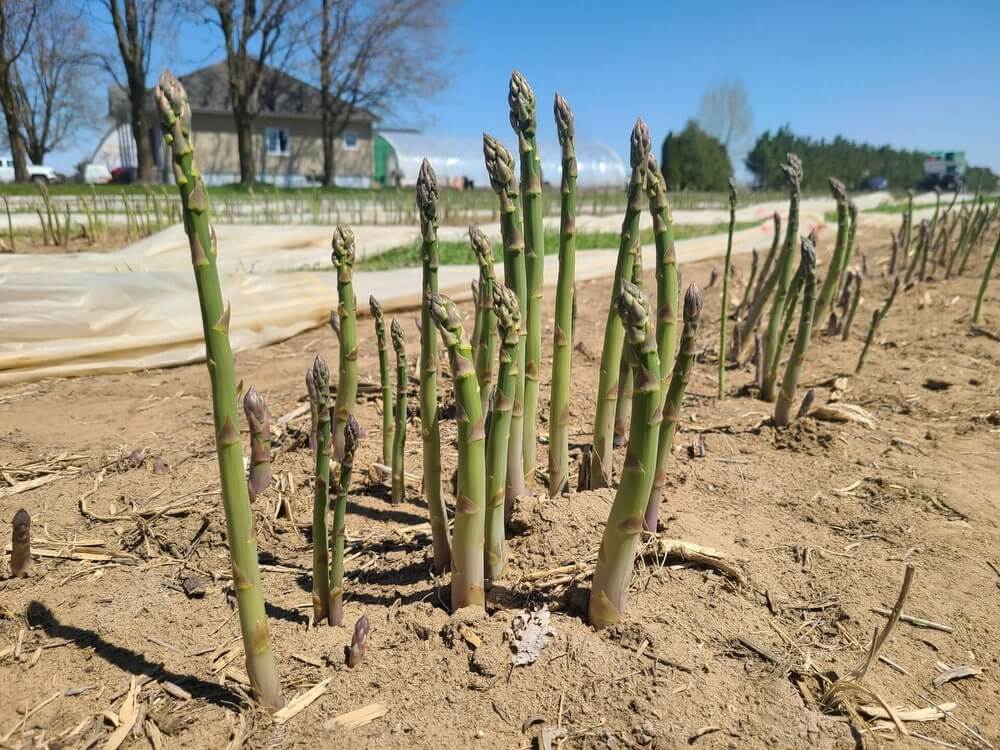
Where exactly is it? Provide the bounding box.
[266,128,290,156]
[342,130,359,150]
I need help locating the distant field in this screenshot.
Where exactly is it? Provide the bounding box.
[357,222,759,271]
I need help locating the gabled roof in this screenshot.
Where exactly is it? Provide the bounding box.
[109,61,376,122]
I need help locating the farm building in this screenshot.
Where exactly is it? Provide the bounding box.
[96,62,377,187]
[373,130,628,189]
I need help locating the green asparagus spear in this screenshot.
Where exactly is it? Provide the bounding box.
[612,249,642,448]
[426,292,486,610]
[645,285,703,532]
[736,248,759,320]
[774,239,818,427]
[548,93,577,498]
[589,120,650,488]
[416,159,451,574]
[812,178,849,330]
[469,225,497,417]
[972,229,1000,326]
[155,71,282,708]
[484,134,527,513]
[390,320,407,504]
[589,280,662,628]
[718,177,737,398]
[903,190,914,262]
[509,71,543,486]
[330,225,358,462]
[310,356,333,626]
[731,211,781,361]
[840,272,862,341]
[243,386,271,501]
[370,296,393,466]
[330,414,359,626]
[305,367,319,452]
[486,285,520,582]
[856,276,901,374]
[645,155,679,393]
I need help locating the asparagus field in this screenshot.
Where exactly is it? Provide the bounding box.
[2,70,1000,749]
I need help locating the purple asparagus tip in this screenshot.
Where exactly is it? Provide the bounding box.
[345,613,370,667]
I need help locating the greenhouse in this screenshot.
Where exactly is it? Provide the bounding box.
[374,130,627,189]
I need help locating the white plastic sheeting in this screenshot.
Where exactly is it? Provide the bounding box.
[378,131,628,189]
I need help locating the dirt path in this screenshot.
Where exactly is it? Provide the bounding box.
[1,225,998,749]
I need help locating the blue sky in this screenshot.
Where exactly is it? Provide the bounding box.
[54,0,1000,177]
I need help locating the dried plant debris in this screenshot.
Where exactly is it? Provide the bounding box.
[507,606,555,666]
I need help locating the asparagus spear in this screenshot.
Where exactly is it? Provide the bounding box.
[155,71,282,709]
[731,212,781,361]
[426,292,486,610]
[736,248,759,320]
[330,414,359,626]
[774,239,818,427]
[760,154,803,402]
[718,177,737,398]
[370,296,394,466]
[645,155,679,395]
[589,120,650,488]
[841,272,862,341]
[305,368,319,452]
[589,280,662,628]
[483,134,527,512]
[645,285,703,532]
[310,356,333,626]
[469,225,497,417]
[243,386,271,501]
[812,178,850,330]
[972,229,1000,326]
[839,201,859,294]
[10,508,32,578]
[331,225,359,461]
[612,250,642,448]
[390,319,408,504]
[486,285,520,582]
[856,276,901,374]
[345,614,369,667]
[509,71,543,486]
[548,93,577,498]
[416,159,451,574]
[903,189,914,262]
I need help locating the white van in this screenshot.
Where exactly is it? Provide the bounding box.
[0,154,59,184]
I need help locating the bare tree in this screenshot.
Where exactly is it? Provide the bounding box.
[313,0,448,187]
[100,0,162,183]
[204,0,303,185]
[0,1,38,181]
[696,78,753,152]
[15,3,96,164]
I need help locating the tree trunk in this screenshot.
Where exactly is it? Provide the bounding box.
[130,79,155,183]
[235,110,255,185]
[0,76,30,181]
[321,108,335,187]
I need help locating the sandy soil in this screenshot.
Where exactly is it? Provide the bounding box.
[1,225,999,749]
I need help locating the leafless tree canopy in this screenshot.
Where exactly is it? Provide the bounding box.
[696,78,753,151]
[0,0,39,180]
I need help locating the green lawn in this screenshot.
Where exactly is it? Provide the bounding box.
[357,221,758,271]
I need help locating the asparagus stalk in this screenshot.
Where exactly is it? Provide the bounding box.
[589,280,662,629]
[155,71,282,709]
[812,178,850,330]
[612,250,641,448]
[426,292,486,610]
[905,220,929,284]
[370,296,394,465]
[310,356,333,626]
[589,120,650,488]
[760,154,803,402]
[331,225,359,461]
[509,71,543,486]
[469,225,498,417]
[774,238,818,427]
[329,414,359,626]
[416,159,451,574]
[645,285,703,532]
[645,155,679,387]
[972,229,1000,327]
[736,248,759,319]
[483,134,527,511]
[731,212,781,361]
[840,272,862,341]
[243,386,271,501]
[345,614,369,667]
[390,320,407,504]
[548,93,577,498]
[902,190,914,262]
[305,368,319,452]
[838,201,859,294]
[718,177,737,398]
[856,276,901,374]
[10,508,32,577]
[889,228,901,276]
[486,285,520,582]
